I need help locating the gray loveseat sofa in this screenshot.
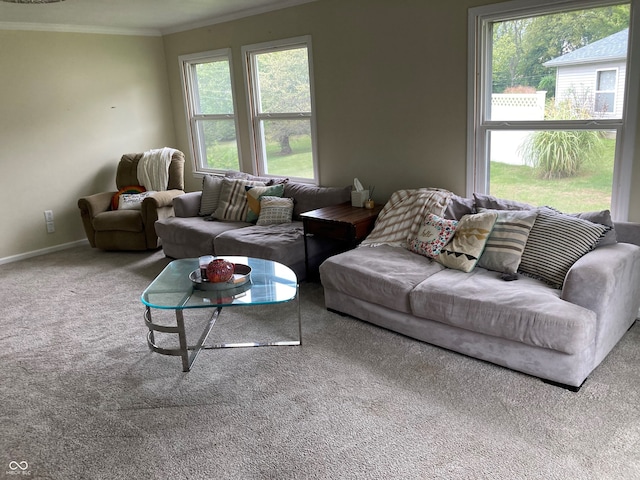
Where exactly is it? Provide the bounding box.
[155,173,351,280]
[319,189,640,390]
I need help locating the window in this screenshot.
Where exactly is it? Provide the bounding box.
[595,69,617,113]
[468,0,639,219]
[243,36,318,182]
[180,49,241,173]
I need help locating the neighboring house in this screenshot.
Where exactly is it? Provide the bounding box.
[544,28,629,118]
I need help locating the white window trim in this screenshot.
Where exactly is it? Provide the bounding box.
[467,0,640,221]
[179,48,242,176]
[242,35,319,184]
[594,67,619,114]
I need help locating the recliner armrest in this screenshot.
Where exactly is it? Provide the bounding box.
[144,189,185,209]
[77,191,115,219]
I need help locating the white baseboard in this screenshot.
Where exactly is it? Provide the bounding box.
[0,239,89,266]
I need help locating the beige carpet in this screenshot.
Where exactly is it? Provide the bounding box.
[1,245,639,480]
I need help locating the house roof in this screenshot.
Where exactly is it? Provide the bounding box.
[543,28,629,67]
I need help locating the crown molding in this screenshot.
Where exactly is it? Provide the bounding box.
[0,21,161,36]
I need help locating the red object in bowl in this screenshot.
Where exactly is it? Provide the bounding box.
[206,259,235,283]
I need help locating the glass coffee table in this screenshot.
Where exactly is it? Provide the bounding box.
[141,256,300,372]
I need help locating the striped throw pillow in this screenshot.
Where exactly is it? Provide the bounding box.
[518,208,608,288]
[477,209,538,274]
[213,178,265,221]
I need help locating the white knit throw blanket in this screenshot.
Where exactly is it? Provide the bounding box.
[137,147,177,191]
[360,188,453,248]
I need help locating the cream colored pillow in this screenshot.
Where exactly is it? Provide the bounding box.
[436,212,498,272]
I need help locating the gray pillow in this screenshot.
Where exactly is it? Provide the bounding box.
[570,210,617,246]
[283,183,351,218]
[443,194,475,220]
[473,193,535,211]
[199,175,224,216]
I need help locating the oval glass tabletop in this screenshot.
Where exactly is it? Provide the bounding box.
[141,256,298,310]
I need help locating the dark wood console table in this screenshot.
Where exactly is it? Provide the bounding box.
[300,202,383,278]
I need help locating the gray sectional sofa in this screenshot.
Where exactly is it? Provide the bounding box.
[319,189,640,390]
[155,173,351,280]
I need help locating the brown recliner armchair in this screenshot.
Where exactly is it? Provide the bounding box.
[78,151,185,251]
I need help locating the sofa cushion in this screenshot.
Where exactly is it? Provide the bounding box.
[94,210,144,232]
[154,216,250,256]
[199,175,224,216]
[436,212,497,272]
[256,196,294,226]
[409,267,597,354]
[407,213,458,259]
[283,183,351,218]
[246,184,285,223]
[320,245,445,313]
[519,208,609,288]
[476,209,538,274]
[214,221,306,267]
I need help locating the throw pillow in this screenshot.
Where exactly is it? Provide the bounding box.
[570,210,617,247]
[473,193,535,211]
[443,194,475,220]
[436,212,498,273]
[518,208,609,289]
[476,209,538,274]
[199,175,224,216]
[407,213,458,259]
[245,184,285,223]
[118,191,156,210]
[256,197,294,226]
[283,183,352,219]
[111,185,146,210]
[213,178,265,221]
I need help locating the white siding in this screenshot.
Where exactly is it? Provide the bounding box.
[555,60,626,118]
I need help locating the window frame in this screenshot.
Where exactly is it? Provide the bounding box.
[179,48,242,175]
[467,0,640,221]
[595,67,618,114]
[242,35,319,184]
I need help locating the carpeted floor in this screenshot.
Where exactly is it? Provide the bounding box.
[0,245,639,480]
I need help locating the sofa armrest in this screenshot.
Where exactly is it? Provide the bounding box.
[173,191,202,217]
[562,243,640,353]
[613,221,640,246]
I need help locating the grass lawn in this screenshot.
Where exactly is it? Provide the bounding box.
[206,135,313,178]
[265,136,314,178]
[490,138,614,213]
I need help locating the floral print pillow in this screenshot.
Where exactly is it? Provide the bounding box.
[407,213,458,258]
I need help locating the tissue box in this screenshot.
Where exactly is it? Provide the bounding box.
[351,190,369,207]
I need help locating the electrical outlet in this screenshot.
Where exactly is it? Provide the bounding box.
[44,210,55,233]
